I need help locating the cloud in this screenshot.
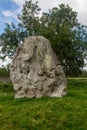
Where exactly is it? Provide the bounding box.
[11,0,87,25]
[0,0,87,69]
[1,0,87,31]
[2,10,13,17]
[11,0,26,21]
[12,0,25,7]
[31,0,87,25]
[2,9,19,24]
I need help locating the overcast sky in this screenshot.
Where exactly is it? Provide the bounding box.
[0,0,87,68]
[0,0,87,34]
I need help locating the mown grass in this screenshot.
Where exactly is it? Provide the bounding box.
[0,78,87,130]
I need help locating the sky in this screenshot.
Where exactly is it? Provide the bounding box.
[0,0,87,35]
[0,0,87,68]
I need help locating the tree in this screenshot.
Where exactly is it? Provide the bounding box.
[18,0,41,36]
[0,0,40,59]
[0,0,41,60]
[0,1,87,75]
[40,4,87,75]
[0,23,26,59]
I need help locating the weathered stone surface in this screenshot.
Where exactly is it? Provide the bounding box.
[10,36,67,98]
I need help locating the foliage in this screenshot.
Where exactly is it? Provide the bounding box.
[0,1,87,75]
[40,4,87,75]
[0,67,9,77]
[82,70,87,77]
[0,78,87,130]
[0,23,26,59]
[18,0,41,36]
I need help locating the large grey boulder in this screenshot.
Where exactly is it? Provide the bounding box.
[10,36,67,98]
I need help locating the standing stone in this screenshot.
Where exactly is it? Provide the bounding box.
[10,36,67,98]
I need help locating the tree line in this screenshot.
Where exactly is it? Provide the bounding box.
[0,0,87,76]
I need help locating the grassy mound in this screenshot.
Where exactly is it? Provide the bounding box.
[0,78,87,130]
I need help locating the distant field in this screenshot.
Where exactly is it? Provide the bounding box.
[0,78,87,130]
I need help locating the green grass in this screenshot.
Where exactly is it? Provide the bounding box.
[0,78,87,130]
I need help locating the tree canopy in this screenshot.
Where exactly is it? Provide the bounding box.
[0,0,87,76]
[40,4,87,75]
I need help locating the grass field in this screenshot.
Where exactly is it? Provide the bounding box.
[0,78,87,130]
